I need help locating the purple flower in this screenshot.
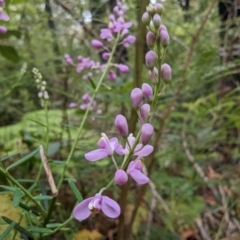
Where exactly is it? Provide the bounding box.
[69,102,77,108]
[114,169,128,185]
[152,13,161,28]
[155,3,164,15]
[146,31,156,48]
[140,104,150,122]
[161,63,172,81]
[117,64,129,73]
[145,50,157,69]
[142,12,151,25]
[127,159,149,184]
[64,54,73,65]
[131,88,142,108]
[115,114,128,137]
[0,26,7,34]
[85,133,119,161]
[102,52,110,60]
[0,12,9,21]
[116,133,153,157]
[141,123,154,145]
[91,39,104,49]
[142,83,153,100]
[108,70,117,81]
[82,93,91,103]
[159,24,167,32]
[159,30,170,48]
[0,0,5,7]
[73,194,120,221]
[123,35,136,48]
[100,28,113,41]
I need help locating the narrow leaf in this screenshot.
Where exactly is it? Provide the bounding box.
[27,226,52,233]
[13,188,23,207]
[0,185,17,192]
[0,45,20,63]
[46,223,62,228]
[68,179,83,202]
[6,148,39,171]
[0,221,15,239]
[88,77,96,89]
[33,195,53,201]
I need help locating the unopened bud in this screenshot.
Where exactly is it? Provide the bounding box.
[148,67,158,83]
[159,24,167,32]
[142,83,153,100]
[141,123,154,145]
[146,4,155,15]
[145,50,157,69]
[142,12,151,25]
[140,104,150,122]
[131,88,143,108]
[91,39,104,49]
[159,30,170,48]
[114,170,128,185]
[152,14,161,28]
[146,31,156,48]
[115,114,129,137]
[161,63,172,81]
[155,3,164,15]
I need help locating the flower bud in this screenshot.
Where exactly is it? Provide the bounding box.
[155,3,164,15]
[141,123,154,145]
[114,170,128,185]
[148,67,158,83]
[145,50,157,69]
[102,52,110,60]
[152,14,161,28]
[159,30,170,48]
[108,70,117,81]
[0,26,7,34]
[115,114,129,137]
[146,31,156,48]
[142,12,151,25]
[159,24,167,32]
[142,83,153,100]
[146,4,155,15]
[91,39,104,49]
[117,64,129,73]
[140,104,150,121]
[131,88,143,108]
[161,63,172,81]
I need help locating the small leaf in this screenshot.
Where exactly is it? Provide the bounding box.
[88,77,96,89]
[12,188,23,207]
[33,195,53,201]
[68,179,83,202]
[0,45,20,63]
[27,226,52,233]
[6,148,39,171]
[46,223,62,228]
[0,185,17,192]
[0,221,15,239]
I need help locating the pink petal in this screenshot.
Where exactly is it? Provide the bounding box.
[134,145,153,157]
[101,196,121,218]
[115,144,125,155]
[98,137,107,148]
[73,197,94,221]
[129,169,149,184]
[109,137,118,151]
[85,149,109,161]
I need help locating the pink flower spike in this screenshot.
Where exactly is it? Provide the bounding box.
[127,160,149,185]
[73,194,120,221]
[123,35,136,48]
[115,114,128,137]
[142,83,153,100]
[131,88,142,108]
[0,12,9,21]
[114,169,128,185]
[0,26,7,34]
[91,39,104,49]
[85,133,119,161]
[117,64,129,73]
[141,123,154,145]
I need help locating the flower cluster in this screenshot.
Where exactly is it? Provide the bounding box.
[0,0,9,34]
[73,2,171,222]
[143,3,172,83]
[69,93,102,115]
[64,0,135,83]
[32,68,49,106]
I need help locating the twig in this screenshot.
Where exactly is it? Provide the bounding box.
[195,218,212,240]
[145,197,156,240]
[39,145,58,197]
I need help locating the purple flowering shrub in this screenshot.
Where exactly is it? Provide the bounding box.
[71,1,172,223]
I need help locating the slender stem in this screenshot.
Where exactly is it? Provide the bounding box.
[110,156,118,170]
[43,33,121,225]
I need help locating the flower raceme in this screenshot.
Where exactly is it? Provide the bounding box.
[73,194,120,221]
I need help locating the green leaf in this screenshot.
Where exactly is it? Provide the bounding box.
[0,185,17,192]
[12,188,23,207]
[68,179,83,202]
[88,77,96,89]
[0,221,15,239]
[46,223,62,228]
[28,226,52,233]
[6,148,39,171]
[33,195,53,201]
[0,30,21,39]
[0,45,20,63]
